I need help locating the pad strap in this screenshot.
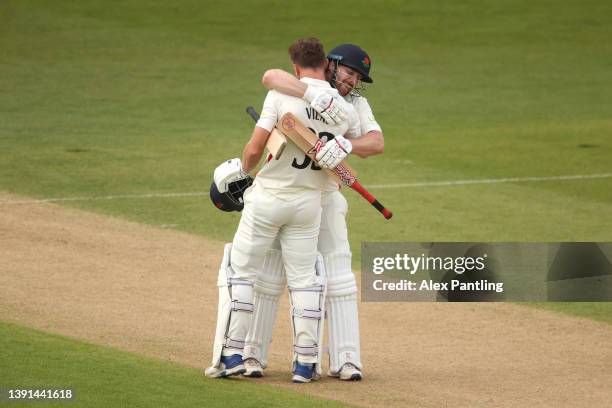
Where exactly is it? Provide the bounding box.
[229,277,253,286]
[292,308,322,319]
[289,285,324,293]
[231,300,254,313]
[294,344,318,356]
[224,338,245,350]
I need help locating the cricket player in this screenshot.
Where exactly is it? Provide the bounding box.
[205,38,360,383]
[242,44,384,381]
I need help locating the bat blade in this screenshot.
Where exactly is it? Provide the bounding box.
[266,131,287,160]
[278,112,358,186]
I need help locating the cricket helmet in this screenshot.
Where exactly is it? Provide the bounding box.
[210,176,253,212]
[327,44,373,83]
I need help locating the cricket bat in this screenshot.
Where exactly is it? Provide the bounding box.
[246,106,287,160]
[277,112,393,220]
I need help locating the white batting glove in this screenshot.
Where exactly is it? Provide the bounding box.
[303,85,348,125]
[213,158,249,193]
[315,135,352,169]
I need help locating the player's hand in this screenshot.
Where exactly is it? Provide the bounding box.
[315,135,352,169]
[303,85,347,125]
[214,158,249,193]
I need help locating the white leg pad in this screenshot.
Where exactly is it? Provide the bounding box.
[325,251,362,374]
[211,244,254,367]
[243,249,286,368]
[290,254,326,374]
[224,280,254,355]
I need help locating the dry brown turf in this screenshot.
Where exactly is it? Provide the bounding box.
[1,192,611,408]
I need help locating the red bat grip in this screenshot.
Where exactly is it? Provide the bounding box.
[350,181,393,220]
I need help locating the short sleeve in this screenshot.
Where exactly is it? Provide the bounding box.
[345,105,362,139]
[354,97,382,136]
[256,91,279,132]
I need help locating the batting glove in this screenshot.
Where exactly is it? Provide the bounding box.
[214,158,249,193]
[303,85,347,125]
[315,135,352,169]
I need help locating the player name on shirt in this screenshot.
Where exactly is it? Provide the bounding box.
[305,107,328,125]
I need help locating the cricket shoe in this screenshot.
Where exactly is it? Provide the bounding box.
[242,358,264,378]
[204,354,246,378]
[338,363,362,381]
[292,362,316,383]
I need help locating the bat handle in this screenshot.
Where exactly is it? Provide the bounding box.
[350,181,393,220]
[246,106,260,122]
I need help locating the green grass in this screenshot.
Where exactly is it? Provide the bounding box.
[0,321,351,408]
[1,3,610,324]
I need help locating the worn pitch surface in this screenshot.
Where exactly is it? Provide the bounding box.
[1,194,611,408]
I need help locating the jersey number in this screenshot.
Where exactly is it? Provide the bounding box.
[291,129,335,170]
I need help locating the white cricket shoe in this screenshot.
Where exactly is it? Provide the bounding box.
[204,354,245,378]
[242,358,264,378]
[338,363,362,381]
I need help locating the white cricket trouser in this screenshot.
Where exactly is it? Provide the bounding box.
[224,182,322,356]
[319,191,361,373]
[318,190,350,253]
[245,189,362,372]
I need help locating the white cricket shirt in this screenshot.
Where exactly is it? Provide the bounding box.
[255,77,360,198]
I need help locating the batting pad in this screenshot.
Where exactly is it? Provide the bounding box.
[289,254,326,374]
[224,280,254,354]
[211,244,254,368]
[244,249,286,367]
[324,251,362,373]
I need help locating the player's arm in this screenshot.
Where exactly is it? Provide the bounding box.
[262,69,347,125]
[242,126,270,173]
[315,101,384,166]
[262,69,306,98]
[243,90,279,172]
[350,130,384,158]
[349,97,384,158]
[213,126,269,192]
[214,91,276,192]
